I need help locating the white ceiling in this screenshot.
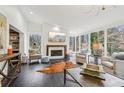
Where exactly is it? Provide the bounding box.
[18,5,124,34]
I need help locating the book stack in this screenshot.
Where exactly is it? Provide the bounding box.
[80,63,105,80]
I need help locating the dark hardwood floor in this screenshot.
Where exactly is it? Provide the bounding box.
[8,53,124,87]
[11,63,79,87]
[10,54,79,87]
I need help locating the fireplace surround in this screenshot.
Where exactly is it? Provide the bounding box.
[46,45,67,59]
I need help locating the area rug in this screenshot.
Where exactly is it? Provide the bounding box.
[36,61,77,74]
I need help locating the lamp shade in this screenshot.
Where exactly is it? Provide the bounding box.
[93,42,99,49]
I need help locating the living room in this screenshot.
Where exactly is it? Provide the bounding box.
[0,5,124,88]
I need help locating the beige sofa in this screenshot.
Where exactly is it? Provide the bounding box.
[113,59,124,76]
[76,53,86,64]
[101,56,114,69]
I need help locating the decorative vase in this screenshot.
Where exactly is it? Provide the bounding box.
[7,45,13,55]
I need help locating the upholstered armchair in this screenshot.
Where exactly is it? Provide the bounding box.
[76,53,86,64]
[101,56,114,69]
[114,59,124,75]
[28,49,42,64]
[102,52,124,76]
[112,52,124,76]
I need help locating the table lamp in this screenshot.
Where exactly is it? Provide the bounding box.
[92,42,102,65]
[93,42,102,56]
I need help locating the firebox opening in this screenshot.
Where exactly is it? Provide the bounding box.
[51,50,62,56]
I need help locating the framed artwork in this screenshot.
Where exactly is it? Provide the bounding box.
[48,32,66,42]
[29,34,41,54]
[0,13,7,50]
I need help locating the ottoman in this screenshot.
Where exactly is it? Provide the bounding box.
[42,56,50,63]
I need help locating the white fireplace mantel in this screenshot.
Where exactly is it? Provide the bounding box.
[47,45,67,59]
[49,47,64,59]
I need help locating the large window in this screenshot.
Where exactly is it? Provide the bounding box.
[80,34,88,53]
[69,36,75,52]
[76,36,79,52]
[107,25,124,56]
[90,31,104,55]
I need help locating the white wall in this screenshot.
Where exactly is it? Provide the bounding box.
[27,22,42,33]
[27,23,69,56]
[0,6,28,55]
[42,23,69,56]
[27,22,42,55]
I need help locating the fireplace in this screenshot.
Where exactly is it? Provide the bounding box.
[47,45,67,59]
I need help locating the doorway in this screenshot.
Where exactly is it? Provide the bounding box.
[9,25,24,55]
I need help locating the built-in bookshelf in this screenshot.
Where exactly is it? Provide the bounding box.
[9,29,20,53]
[9,28,20,63]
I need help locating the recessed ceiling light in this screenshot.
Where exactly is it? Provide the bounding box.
[30,11,33,15]
[69,31,73,34]
[53,26,60,31]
